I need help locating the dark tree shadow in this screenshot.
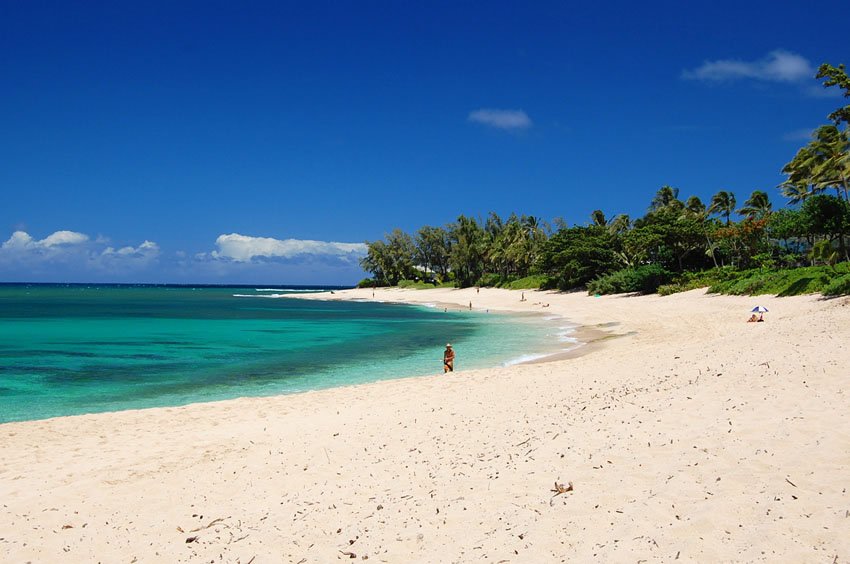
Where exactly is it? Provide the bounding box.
[777,277,815,297]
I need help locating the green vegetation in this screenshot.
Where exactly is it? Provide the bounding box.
[360,62,850,298]
[824,273,850,296]
[503,275,549,290]
[587,265,672,296]
[658,265,850,297]
[397,279,454,290]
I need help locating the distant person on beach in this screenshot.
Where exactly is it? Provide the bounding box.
[443,344,455,373]
[747,314,758,322]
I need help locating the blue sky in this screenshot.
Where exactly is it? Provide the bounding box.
[1,0,848,284]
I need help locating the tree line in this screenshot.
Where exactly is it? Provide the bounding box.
[360,62,850,295]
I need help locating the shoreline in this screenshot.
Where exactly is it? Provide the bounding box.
[293,286,630,365]
[0,290,587,426]
[352,292,610,367]
[2,287,848,562]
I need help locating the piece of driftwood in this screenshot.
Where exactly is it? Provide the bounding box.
[550,481,574,505]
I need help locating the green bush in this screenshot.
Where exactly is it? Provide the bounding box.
[539,276,560,290]
[822,273,850,296]
[503,274,548,290]
[398,279,448,289]
[659,267,761,295]
[357,278,378,288]
[586,265,671,295]
[474,273,548,290]
[476,273,503,287]
[705,265,848,296]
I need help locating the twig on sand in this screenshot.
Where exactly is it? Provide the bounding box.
[785,478,798,488]
[189,517,228,532]
[550,481,574,505]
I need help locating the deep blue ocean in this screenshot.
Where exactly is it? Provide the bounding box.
[0,284,574,424]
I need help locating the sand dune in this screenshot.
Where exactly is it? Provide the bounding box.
[2,287,848,562]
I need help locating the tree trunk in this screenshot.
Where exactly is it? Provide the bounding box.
[704,229,719,268]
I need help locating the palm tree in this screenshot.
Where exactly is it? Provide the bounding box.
[607,214,631,235]
[590,209,607,227]
[521,215,546,267]
[809,125,850,201]
[650,185,682,211]
[681,196,719,268]
[737,190,773,219]
[782,125,850,202]
[448,215,486,287]
[780,180,812,204]
[522,215,542,237]
[685,196,706,215]
[809,240,839,269]
[708,190,737,225]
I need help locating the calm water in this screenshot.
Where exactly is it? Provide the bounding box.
[0,284,574,423]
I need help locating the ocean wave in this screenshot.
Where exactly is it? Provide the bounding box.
[254,288,327,293]
[502,338,586,366]
[555,325,578,343]
[502,353,553,366]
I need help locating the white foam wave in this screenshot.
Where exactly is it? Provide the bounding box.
[502,353,553,366]
[556,325,578,343]
[254,288,327,293]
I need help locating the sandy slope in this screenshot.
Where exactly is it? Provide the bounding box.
[1,287,849,563]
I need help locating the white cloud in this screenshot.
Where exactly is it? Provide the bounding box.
[100,240,159,259]
[95,240,159,271]
[468,108,532,130]
[682,50,814,83]
[210,233,366,263]
[1,231,36,251]
[0,230,160,278]
[1,229,89,252]
[41,230,89,247]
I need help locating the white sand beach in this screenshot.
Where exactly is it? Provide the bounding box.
[1,287,849,562]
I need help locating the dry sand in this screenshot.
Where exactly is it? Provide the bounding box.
[1,287,849,563]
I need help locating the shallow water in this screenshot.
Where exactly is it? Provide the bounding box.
[0,284,574,423]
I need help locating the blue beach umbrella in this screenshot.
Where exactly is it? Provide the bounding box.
[751,305,769,313]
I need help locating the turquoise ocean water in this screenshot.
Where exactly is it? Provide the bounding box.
[0,284,575,424]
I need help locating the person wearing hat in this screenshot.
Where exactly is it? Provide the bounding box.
[443,343,455,373]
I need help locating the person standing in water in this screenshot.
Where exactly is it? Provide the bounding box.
[443,343,455,373]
